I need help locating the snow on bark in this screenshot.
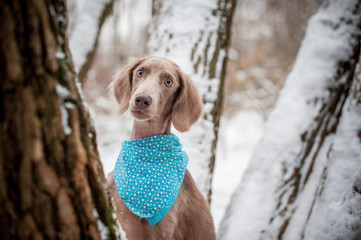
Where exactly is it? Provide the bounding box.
[148,0,235,200]
[218,0,361,239]
[68,0,113,81]
[305,51,361,240]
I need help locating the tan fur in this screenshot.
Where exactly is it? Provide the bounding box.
[172,72,203,132]
[110,56,203,132]
[109,57,147,114]
[108,56,215,239]
[107,171,215,240]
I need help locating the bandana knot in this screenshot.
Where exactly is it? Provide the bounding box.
[113,133,188,227]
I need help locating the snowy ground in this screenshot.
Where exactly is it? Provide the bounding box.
[211,111,265,231]
[90,97,133,175]
[90,95,265,232]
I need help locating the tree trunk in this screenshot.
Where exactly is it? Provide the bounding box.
[0,0,121,239]
[68,0,114,82]
[148,0,236,202]
[218,0,361,239]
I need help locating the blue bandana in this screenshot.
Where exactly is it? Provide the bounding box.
[113,133,188,227]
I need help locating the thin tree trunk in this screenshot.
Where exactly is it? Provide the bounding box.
[69,0,114,82]
[148,0,236,203]
[0,0,120,239]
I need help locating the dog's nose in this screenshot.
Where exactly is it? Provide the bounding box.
[134,94,152,109]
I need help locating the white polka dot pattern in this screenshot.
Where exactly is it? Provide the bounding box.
[113,133,188,227]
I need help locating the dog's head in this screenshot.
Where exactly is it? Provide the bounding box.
[110,56,203,132]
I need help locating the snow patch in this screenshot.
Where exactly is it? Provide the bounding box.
[55,46,66,59]
[92,208,110,240]
[56,84,72,135]
[56,84,71,99]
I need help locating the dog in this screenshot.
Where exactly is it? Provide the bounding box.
[106,56,215,240]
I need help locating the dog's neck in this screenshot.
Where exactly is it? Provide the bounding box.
[130,117,172,140]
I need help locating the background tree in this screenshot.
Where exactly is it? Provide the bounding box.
[148,0,236,202]
[218,0,361,239]
[224,0,322,114]
[0,0,123,239]
[68,0,114,82]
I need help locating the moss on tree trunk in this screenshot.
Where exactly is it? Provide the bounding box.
[0,0,119,239]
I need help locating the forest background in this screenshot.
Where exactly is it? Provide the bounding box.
[1,0,360,239]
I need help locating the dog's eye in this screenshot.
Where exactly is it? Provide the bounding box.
[165,78,173,87]
[137,70,144,77]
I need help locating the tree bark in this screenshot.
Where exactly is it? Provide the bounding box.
[148,0,236,203]
[218,0,361,239]
[0,0,119,239]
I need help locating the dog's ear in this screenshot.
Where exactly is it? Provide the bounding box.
[172,72,203,132]
[109,58,146,114]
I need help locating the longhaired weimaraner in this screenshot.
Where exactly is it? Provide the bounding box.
[106,56,215,239]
